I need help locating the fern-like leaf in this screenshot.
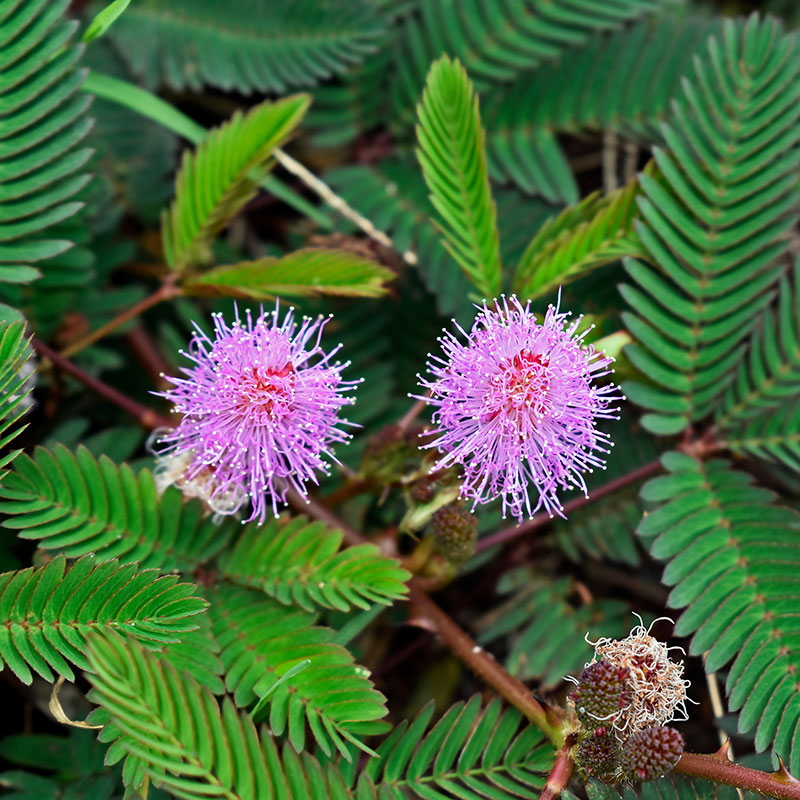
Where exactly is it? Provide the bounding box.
[209,584,389,760]
[475,573,628,686]
[513,170,651,301]
[183,247,395,300]
[220,515,409,612]
[0,322,34,481]
[360,696,553,798]
[416,56,502,299]
[161,95,309,271]
[638,452,800,772]
[0,554,206,685]
[621,15,800,434]
[0,0,94,287]
[715,261,800,470]
[583,775,758,800]
[87,631,365,799]
[106,0,389,94]
[0,445,234,571]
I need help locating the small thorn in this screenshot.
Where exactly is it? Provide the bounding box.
[774,756,800,784]
[714,739,732,761]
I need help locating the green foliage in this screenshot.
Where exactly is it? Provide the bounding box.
[0,445,234,571]
[416,56,502,299]
[209,584,388,759]
[87,631,364,799]
[83,0,131,44]
[476,573,629,686]
[361,695,554,798]
[105,0,389,94]
[161,95,309,271]
[583,775,759,800]
[715,262,800,471]
[638,452,800,772]
[221,515,409,612]
[483,13,721,202]
[0,0,94,287]
[513,173,649,301]
[621,16,800,435]
[183,248,395,300]
[0,321,34,481]
[0,554,206,684]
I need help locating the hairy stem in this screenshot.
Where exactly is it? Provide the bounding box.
[407,582,565,747]
[539,741,576,800]
[475,458,662,553]
[32,339,173,430]
[674,753,800,800]
[60,282,182,358]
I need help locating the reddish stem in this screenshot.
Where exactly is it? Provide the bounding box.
[539,741,576,800]
[476,458,662,553]
[674,753,800,800]
[32,338,173,430]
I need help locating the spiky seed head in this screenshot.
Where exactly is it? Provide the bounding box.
[575,727,622,782]
[431,503,478,563]
[621,726,684,782]
[569,660,632,730]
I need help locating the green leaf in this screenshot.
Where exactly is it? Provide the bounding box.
[0,445,235,573]
[161,94,310,271]
[0,555,207,685]
[83,0,131,43]
[0,0,93,287]
[638,453,800,773]
[183,248,394,300]
[209,583,389,760]
[622,16,800,431]
[513,170,651,300]
[415,56,502,298]
[86,631,364,799]
[0,321,34,481]
[220,514,409,612]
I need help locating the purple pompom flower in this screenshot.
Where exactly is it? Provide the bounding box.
[418,295,622,521]
[153,304,358,523]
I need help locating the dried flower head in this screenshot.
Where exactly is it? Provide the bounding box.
[583,618,691,738]
[417,295,621,521]
[152,304,358,523]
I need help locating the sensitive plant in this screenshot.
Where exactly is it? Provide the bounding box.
[1,2,800,800]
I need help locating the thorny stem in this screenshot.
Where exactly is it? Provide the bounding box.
[674,753,800,800]
[407,582,565,748]
[539,740,577,800]
[475,458,663,553]
[31,339,173,430]
[60,282,183,358]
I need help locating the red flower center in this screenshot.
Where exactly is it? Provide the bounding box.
[229,363,296,419]
[481,349,552,426]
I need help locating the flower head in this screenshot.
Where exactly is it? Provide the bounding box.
[418,295,621,520]
[153,304,357,523]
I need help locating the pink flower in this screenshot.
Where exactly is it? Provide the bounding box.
[418,295,621,521]
[154,304,357,523]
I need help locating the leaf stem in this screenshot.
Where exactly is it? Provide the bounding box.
[407,582,565,748]
[60,282,183,358]
[475,458,662,553]
[32,338,173,430]
[674,753,800,800]
[539,741,576,800]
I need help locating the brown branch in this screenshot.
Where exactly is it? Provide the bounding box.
[407,582,564,747]
[476,458,662,553]
[539,740,577,800]
[674,753,800,800]
[32,338,172,430]
[60,282,182,358]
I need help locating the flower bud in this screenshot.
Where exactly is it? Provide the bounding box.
[431,503,478,563]
[621,725,684,782]
[569,660,632,730]
[575,726,621,781]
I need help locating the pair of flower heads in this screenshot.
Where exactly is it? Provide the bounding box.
[150,294,623,525]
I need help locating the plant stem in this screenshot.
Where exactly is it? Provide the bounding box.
[674,753,800,800]
[32,339,173,430]
[60,283,182,358]
[407,582,565,747]
[539,741,576,800]
[475,458,662,553]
